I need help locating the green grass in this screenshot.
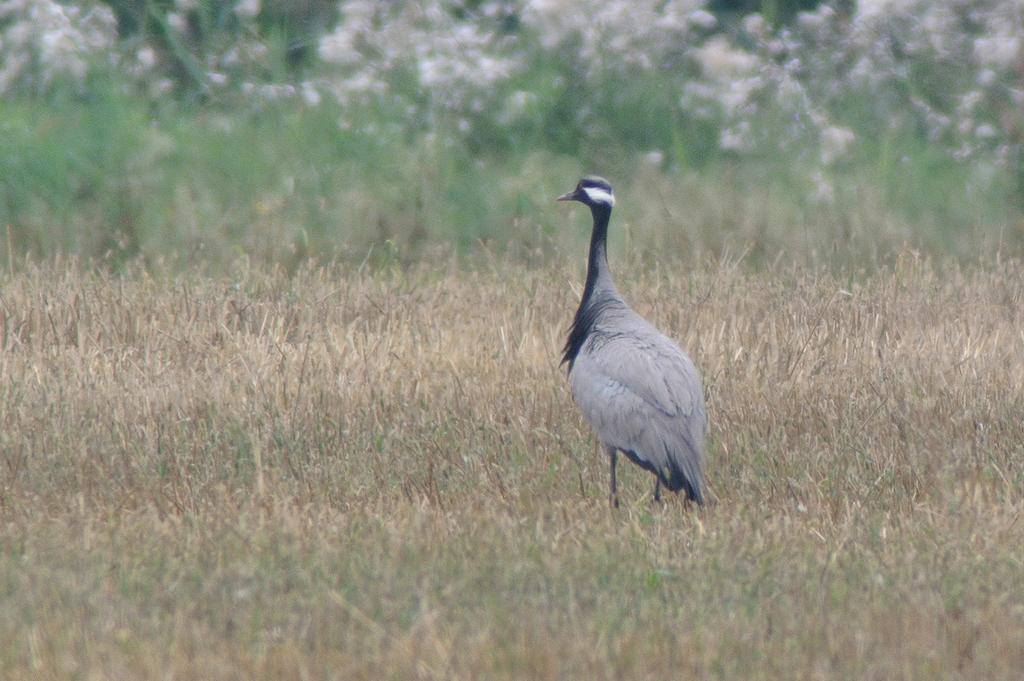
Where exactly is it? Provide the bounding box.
[0,77,1020,272]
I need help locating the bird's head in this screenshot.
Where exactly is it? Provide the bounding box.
[557,176,615,209]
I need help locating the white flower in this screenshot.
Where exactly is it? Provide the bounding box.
[975,123,998,139]
[0,1,29,21]
[166,12,186,33]
[854,0,912,25]
[301,81,321,107]
[796,10,825,32]
[318,33,360,65]
[496,90,537,125]
[137,46,157,70]
[234,0,260,20]
[5,20,31,48]
[820,125,856,165]
[810,169,835,204]
[719,76,763,115]
[643,150,665,167]
[973,35,1020,68]
[688,9,717,30]
[977,68,997,87]
[693,36,760,80]
[720,122,753,153]
[151,78,174,97]
[958,90,983,115]
[742,13,767,39]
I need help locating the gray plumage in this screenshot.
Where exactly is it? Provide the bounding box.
[558,177,706,506]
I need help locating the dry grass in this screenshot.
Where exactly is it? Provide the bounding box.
[1,253,1022,680]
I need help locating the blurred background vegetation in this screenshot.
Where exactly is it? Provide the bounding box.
[0,0,1021,271]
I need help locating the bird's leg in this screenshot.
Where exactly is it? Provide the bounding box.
[653,478,662,503]
[605,445,619,509]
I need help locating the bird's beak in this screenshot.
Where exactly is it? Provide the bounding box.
[556,190,580,202]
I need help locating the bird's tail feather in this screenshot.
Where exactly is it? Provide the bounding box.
[660,450,704,505]
[622,446,705,505]
[664,463,704,505]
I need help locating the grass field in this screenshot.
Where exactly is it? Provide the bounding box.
[2,253,1022,679]
[3,2,1023,677]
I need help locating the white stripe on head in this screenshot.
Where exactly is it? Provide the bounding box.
[582,186,615,207]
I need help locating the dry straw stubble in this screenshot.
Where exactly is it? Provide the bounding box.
[0,254,1022,679]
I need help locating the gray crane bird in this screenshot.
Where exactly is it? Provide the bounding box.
[558,176,706,507]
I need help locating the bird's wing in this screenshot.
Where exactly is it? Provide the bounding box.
[586,325,702,418]
[570,328,706,498]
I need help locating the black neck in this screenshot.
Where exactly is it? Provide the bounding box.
[562,203,614,367]
[580,203,611,306]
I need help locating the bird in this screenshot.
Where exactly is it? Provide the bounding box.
[557,176,707,507]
